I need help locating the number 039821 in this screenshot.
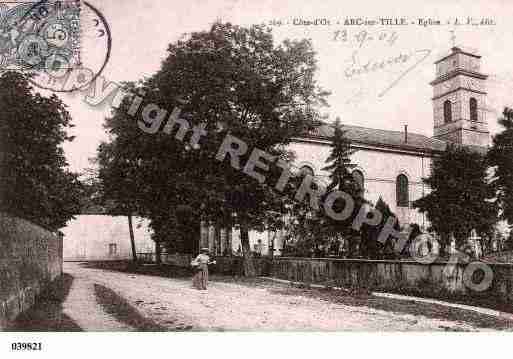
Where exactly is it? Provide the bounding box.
[11,342,42,351]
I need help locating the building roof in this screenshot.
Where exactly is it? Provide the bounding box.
[302,123,488,155]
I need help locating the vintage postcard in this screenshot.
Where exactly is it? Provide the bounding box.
[1,0,513,356]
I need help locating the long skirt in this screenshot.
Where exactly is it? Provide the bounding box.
[192,264,208,290]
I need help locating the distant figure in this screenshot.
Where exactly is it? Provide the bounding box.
[191,248,216,290]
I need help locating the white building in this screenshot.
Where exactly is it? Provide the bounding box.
[205,45,491,256]
[62,215,154,261]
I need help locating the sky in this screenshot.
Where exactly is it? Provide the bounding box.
[48,0,513,172]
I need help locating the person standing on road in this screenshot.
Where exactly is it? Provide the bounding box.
[191,248,216,290]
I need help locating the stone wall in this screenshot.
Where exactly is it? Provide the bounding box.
[134,252,513,304]
[271,257,513,303]
[213,256,271,276]
[0,212,63,329]
[138,253,271,276]
[163,253,193,267]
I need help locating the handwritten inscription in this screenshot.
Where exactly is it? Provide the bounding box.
[344,50,410,79]
[260,14,494,106]
[378,49,431,97]
[333,29,398,48]
[342,48,432,99]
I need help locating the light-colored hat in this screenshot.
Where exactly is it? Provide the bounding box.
[200,247,210,253]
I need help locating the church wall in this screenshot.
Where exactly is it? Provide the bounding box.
[459,91,487,125]
[433,91,487,131]
[434,93,487,132]
[289,140,432,228]
[219,139,436,255]
[461,128,491,147]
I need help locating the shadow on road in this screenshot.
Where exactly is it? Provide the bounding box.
[8,273,82,331]
[93,284,167,331]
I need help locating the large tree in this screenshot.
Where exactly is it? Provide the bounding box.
[321,117,363,250]
[413,144,498,252]
[95,139,142,262]
[98,22,329,275]
[0,72,82,231]
[322,117,358,194]
[488,107,513,228]
[359,197,400,259]
[282,171,331,257]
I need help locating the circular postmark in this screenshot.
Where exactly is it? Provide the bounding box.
[0,0,111,92]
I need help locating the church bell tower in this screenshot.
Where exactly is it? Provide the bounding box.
[431,46,489,147]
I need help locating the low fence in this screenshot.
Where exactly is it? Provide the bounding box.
[135,252,513,304]
[138,252,193,267]
[271,257,513,304]
[213,256,271,276]
[0,212,63,329]
[137,253,271,276]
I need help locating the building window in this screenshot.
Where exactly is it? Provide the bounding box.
[443,100,452,124]
[469,97,478,122]
[396,174,409,207]
[108,243,117,256]
[300,165,314,177]
[352,170,364,194]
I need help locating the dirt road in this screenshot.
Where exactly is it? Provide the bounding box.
[18,262,503,331]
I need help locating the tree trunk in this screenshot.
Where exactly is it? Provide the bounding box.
[187,219,201,255]
[155,240,162,265]
[439,233,449,257]
[240,224,256,277]
[226,227,233,256]
[269,232,276,259]
[348,235,359,258]
[127,215,137,262]
[214,225,221,256]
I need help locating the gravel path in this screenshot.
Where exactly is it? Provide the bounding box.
[61,262,488,331]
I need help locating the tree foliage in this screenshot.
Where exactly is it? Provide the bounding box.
[285,119,372,258]
[359,197,400,259]
[488,107,513,228]
[321,117,363,241]
[96,22,329,273]
[0,72,82,230]
[414,144,498,248]
[322,117,358,194]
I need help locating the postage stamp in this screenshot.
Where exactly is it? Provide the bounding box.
[0,0,111,92]
[0,1,81,74]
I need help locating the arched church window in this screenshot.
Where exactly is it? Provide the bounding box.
[300,165,314,177]
[352,170,364,194]
[443,100,452,124]
[396,174,409,207]
[470,97,478,122]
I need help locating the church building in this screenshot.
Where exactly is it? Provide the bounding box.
[202,46,491,256]
[292,46,489,225]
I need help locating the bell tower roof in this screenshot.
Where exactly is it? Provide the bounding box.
[431,47,488,87]
[434,46,481,65]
